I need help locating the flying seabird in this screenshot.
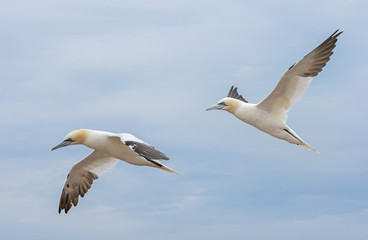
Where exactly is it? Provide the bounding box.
[52,129,179,214]
[206,30,342,152]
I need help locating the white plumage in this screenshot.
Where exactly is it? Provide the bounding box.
[52,129,179,214]
[207,30,342,152]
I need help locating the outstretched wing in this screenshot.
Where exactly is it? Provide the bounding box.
[117,133,169,160]
[257,30,342,123]
[124,141,169,160]
[107,133,178,174]
[59,150,119,214]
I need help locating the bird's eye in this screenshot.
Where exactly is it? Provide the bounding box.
[219,102,226,106]
[65,138,74,142]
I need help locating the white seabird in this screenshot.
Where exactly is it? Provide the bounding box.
[207,30,342,152]
[52,129,179,214]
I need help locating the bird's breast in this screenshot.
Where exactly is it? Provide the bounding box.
[233,104,263,125]
[233,105,284,131]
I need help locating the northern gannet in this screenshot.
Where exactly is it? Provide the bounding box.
[52,129,179,214]
[206,30,342,152]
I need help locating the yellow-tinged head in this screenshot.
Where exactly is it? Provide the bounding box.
[206,97,241,114]
[206,86,247,114]
[51,129,88,151]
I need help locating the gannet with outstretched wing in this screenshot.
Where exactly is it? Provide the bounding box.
[207,30,342,152]
[52,129,179,214]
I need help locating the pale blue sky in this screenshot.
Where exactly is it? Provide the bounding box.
[1,0,368,239]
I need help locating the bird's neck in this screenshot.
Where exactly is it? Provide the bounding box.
[83,130,110,150]
[226,100,250,114]
[230,102,258,124]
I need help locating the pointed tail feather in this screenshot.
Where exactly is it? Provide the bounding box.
[160,164,181,175]
[149,159,181,175]
[284,127,319,153]
[300,143,319,153]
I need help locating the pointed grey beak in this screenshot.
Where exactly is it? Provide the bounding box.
[206,102,226,111]
[51,139,73,151]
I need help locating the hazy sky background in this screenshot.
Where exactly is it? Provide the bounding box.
[1,0,367,239]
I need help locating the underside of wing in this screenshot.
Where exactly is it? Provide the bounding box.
[257,30,342,122]
[59,150,119,214]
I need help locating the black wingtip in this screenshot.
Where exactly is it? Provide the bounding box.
[227,85,234,97]
[227,86,248,103]
[331,29,343,38]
